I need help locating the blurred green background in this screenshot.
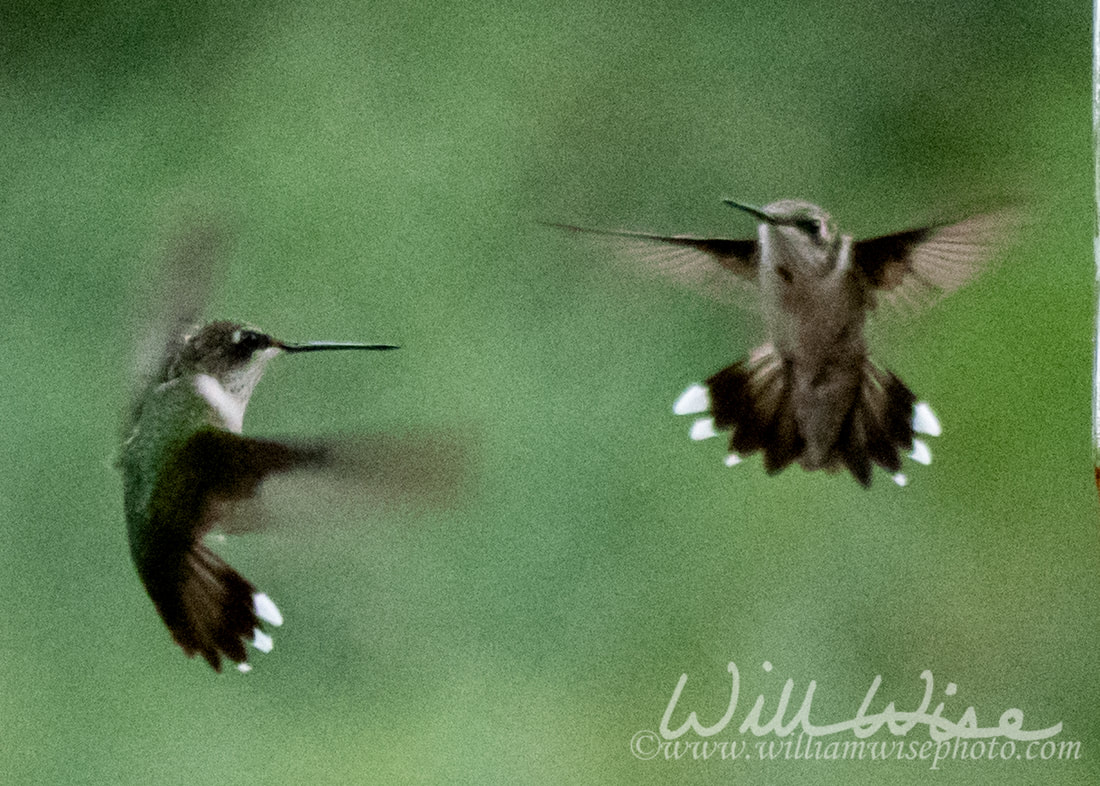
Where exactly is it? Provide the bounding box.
[2,1,1096,783]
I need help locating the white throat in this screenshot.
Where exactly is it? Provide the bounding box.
[194,373,248,433]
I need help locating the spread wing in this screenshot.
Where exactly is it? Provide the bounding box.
[546,223,760,306]
[123,221,226,438]
[854,209,1019,312]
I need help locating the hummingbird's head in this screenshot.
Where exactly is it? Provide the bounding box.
[171,319,400,391]
[725,198,839,278]
[174,321,282,398]
[761,200,836,247]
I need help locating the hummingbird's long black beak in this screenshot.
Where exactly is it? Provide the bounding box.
[723,199,776,224]
[277,341,400,353]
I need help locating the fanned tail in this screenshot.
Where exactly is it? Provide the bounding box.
[138,537,282,672]
[674,345,941,487]
[707,346,803,475]
[831,365,916,486]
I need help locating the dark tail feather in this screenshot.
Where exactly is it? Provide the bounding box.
[706,345,803,475]
[832,364,916,487]
[702,347,918,486]
[182,545,257,670]
[140,538,274,672]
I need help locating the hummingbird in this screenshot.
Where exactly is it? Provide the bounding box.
[118,319,399,672]
[116,221,466,673]
[550,199,1015,487]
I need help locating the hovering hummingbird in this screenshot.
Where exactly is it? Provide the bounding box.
[119,320,398,671]
[550,199,1015,487]
[118,222,461,672]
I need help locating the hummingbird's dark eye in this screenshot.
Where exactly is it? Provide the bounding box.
[230,329,269,358]
[796,218,821,236]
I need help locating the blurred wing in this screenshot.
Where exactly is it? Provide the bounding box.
[546,223,759,306]
[137,427,469,670]
[136,429,326,671]
[124,221,227,436]
[854,209,1018,312]
[155,426,469,534]
[248,429,473,518]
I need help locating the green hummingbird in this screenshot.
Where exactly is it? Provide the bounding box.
[119,320,398,672]
[117,222,459,672]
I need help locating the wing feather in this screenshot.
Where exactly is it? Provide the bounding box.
[855,209,1019,312]
[546,222,760,306]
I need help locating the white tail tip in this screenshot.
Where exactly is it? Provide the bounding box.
[253,592,283,627]
[251,628,274,653]
[690,417,720,441]
[237,662,253,673]
[913,402,941,437]
[892,473,908,487]
[910,439,932,466]
[673,384,710,415]
[724,453,742,467]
